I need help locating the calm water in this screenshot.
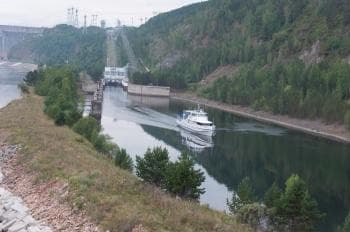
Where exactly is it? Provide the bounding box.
[102,87,350,231]
[0,62,35,108]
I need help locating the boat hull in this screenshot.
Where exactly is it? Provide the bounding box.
[176,119,215,136]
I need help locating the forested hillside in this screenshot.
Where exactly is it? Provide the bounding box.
[9,25,106,79]
[127,0,350,126]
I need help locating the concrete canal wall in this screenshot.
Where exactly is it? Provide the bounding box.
[128,83,170,97]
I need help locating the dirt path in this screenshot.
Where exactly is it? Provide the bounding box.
[171,92,350,144]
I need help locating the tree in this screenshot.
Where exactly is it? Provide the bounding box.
[264,182,282,208]
[135,147,170,187]
[277,174,324,231]
[339,210,350,232]
[164,152,205,200]
[227,177,256,213]
[114,148,133,172]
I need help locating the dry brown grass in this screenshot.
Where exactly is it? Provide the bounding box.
[0,93,251,232]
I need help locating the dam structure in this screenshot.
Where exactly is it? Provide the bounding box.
[0,25,44,60]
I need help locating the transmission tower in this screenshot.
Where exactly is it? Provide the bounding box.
[67,7,79,27]
[74,9,79,27]
[91,15,98,26]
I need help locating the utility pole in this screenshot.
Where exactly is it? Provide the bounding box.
[75,9,79,27]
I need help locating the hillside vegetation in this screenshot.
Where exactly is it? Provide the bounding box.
[9,25,106,79]
[128,0,350,126]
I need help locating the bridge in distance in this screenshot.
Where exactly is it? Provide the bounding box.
[0,25,44,60]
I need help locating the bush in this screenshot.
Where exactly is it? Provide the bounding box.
[73,117,117,155]
[24,70,40,86]
[227,177,256,214]
[135,147,170,187]
[237,203,269,230]
[339,210,350,232]
[114,148,133,172]
[164,153,205,200]
[91,132,116,156]
[73,117,101,141]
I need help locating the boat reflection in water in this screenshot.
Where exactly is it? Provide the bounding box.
[180,129,214,153]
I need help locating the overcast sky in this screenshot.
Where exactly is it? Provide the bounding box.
[0,0,204,27]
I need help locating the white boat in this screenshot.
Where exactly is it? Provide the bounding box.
[176,106,216,135]
[121,78,128,91]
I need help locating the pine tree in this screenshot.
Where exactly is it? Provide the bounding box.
[135,147,170,187]
[339,210,350,232]
[114,148,133,172]
[164,152,205,200]
[227,177,256,214]
[264,182,282,208]
[277,174,324,231]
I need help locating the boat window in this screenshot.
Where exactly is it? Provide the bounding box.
[196,122,213,126]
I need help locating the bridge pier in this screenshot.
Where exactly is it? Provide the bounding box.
[0,31,6,60]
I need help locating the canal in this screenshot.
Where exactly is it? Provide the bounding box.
[0,62,26,108]
[102,86,350,232]
[1,64,350,231]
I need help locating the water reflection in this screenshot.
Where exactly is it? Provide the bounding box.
[180,129,213,153]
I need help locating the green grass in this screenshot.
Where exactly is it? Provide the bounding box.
[0,92,251,232]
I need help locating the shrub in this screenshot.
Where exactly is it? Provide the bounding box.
[237,203,269,231]
[73,117,117,155]
[227,177,256,214]
[73,117,101,140]
[135,147,170,187]
[339,210,350,232]
[114,148,133,172]
[164,153,205,200]
[91,132,116,156]
[24,70,39,86]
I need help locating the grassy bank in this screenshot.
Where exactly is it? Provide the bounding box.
[0,92,250,232]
